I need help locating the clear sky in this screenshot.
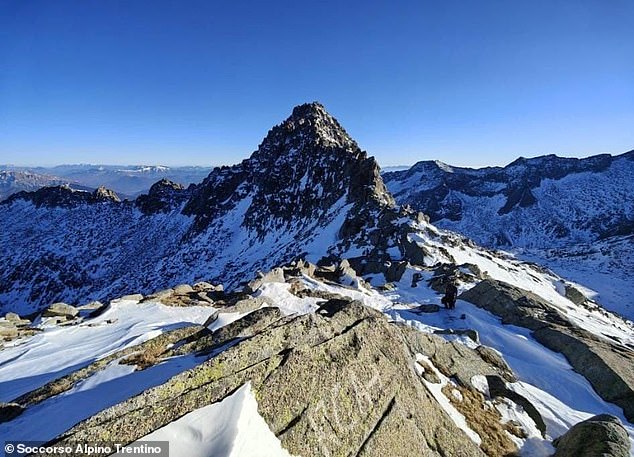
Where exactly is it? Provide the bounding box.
[1,0,633,168]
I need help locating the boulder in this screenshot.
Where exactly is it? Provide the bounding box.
[413,304,441,314]
[246,268,286,293]
[173,284,194,295]
[193,282,223,292]
[42,302,79,319]
[5,312,30,327]
[553,414,630,457]
[0,321,18,340]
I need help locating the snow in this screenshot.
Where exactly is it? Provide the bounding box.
[130,382,293,457]
[414,353,482,445]
[0,299,217,401]
[254,282,324,316]
[0,354,205,443]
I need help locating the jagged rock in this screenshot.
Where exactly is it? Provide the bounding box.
[93,186,121,203]
[135,179,189,214]
[48,301,522,456]
[461,278,634,421]
[3,184,121,208]
[552,414,630,457]
[0,402,24,423]
[42,302,79,319]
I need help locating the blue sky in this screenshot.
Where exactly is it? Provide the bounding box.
[1,0,633,167]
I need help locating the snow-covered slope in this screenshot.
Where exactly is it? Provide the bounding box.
[383,152,634,319]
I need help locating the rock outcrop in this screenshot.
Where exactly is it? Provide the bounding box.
[460,279,634,421]
[39,299,528,457]
[552,414,631,457]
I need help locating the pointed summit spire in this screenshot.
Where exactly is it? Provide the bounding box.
[252,102,359,163]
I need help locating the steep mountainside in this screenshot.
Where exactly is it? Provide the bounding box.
[384,152,634,319]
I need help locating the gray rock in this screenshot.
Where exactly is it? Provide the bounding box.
[461,279,634,422]
[413,304,441,313]
[246,268,286,293]
[173,284,194,295]
[553,414,630,457]
[202,310,219,328]
[77,301,104,310]
[42,302,79,319]
[485,375,546,436]
[564,284,587,306]
[193,282,222,292]
[0,402,24,423]
[119,294,144,301]
[49,301,510,456]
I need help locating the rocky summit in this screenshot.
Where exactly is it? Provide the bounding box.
[0,103,633,456]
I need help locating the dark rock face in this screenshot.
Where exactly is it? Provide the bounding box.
[460,279,634,421]
[184,102,394,234]
[135,179,190,214]
[553,414,631,457]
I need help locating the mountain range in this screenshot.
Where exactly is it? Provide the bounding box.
[0,103,632,456]
[0,164,213,201]
[384,152,634,320]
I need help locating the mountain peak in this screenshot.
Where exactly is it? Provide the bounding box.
[253,103,358,161]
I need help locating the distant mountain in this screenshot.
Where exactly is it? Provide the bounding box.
[384,151,634,318]
[1,164,213,198]
[0,170,91,202]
